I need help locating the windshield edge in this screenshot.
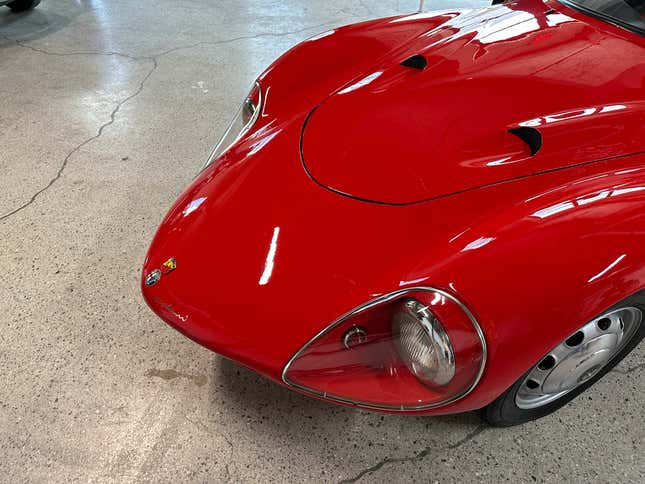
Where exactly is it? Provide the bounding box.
[557,0,645,37]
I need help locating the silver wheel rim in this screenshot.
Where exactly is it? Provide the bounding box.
[516,307,642,410]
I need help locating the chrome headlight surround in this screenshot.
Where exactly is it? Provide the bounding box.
[282,286,488,411]
[200,81,262,172]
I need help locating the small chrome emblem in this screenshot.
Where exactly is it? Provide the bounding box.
[145,269,162,286]
[160,258,177,274]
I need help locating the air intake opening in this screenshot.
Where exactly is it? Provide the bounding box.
[401,54,427,71]
[508,127,542,156]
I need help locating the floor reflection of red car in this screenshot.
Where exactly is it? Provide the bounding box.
[142,0,645,426]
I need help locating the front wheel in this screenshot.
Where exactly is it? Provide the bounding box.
[7,0,41,12]
[481,293,645,427]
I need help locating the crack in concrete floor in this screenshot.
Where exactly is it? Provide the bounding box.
[339,424,487,483]
[612,361,645,375]
[2,2,643,481]
[0,20,338,222]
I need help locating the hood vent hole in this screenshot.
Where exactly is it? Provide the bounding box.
[401,55,428,71]
[508,127,542,156]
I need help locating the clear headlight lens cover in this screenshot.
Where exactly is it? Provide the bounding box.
[394,299,455,387]
[201,82,262,171]
[283,288,486,411]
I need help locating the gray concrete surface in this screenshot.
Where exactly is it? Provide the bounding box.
[1,0,643,482]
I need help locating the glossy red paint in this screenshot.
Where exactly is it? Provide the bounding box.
[142,0,645,415]
[302,1,645,204]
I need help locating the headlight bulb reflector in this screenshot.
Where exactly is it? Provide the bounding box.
[394,299,455,387]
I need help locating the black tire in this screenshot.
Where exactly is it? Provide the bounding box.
[480,291,645,427]
[7,0,40,12]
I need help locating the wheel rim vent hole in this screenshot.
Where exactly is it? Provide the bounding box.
[597,318,612,331]
[565,331,585,347]
[538,355,556,371]
[526,379,540,390]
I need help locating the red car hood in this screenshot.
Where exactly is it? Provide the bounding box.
[302,1,645,204]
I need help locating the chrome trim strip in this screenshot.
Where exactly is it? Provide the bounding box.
[281,286,488,411]
[200,81,263,173]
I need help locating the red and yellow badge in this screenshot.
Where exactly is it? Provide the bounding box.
[160,257,177,274]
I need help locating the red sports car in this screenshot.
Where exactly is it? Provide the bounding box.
[142,0,645,426]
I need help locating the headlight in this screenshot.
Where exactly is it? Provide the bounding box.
[394,299,455,387]
[201,82,262,172]
[282,287,486,411]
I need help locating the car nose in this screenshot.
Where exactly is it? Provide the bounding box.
[139,128,390,381]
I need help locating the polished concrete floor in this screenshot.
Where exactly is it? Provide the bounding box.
[1,0,644,482]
